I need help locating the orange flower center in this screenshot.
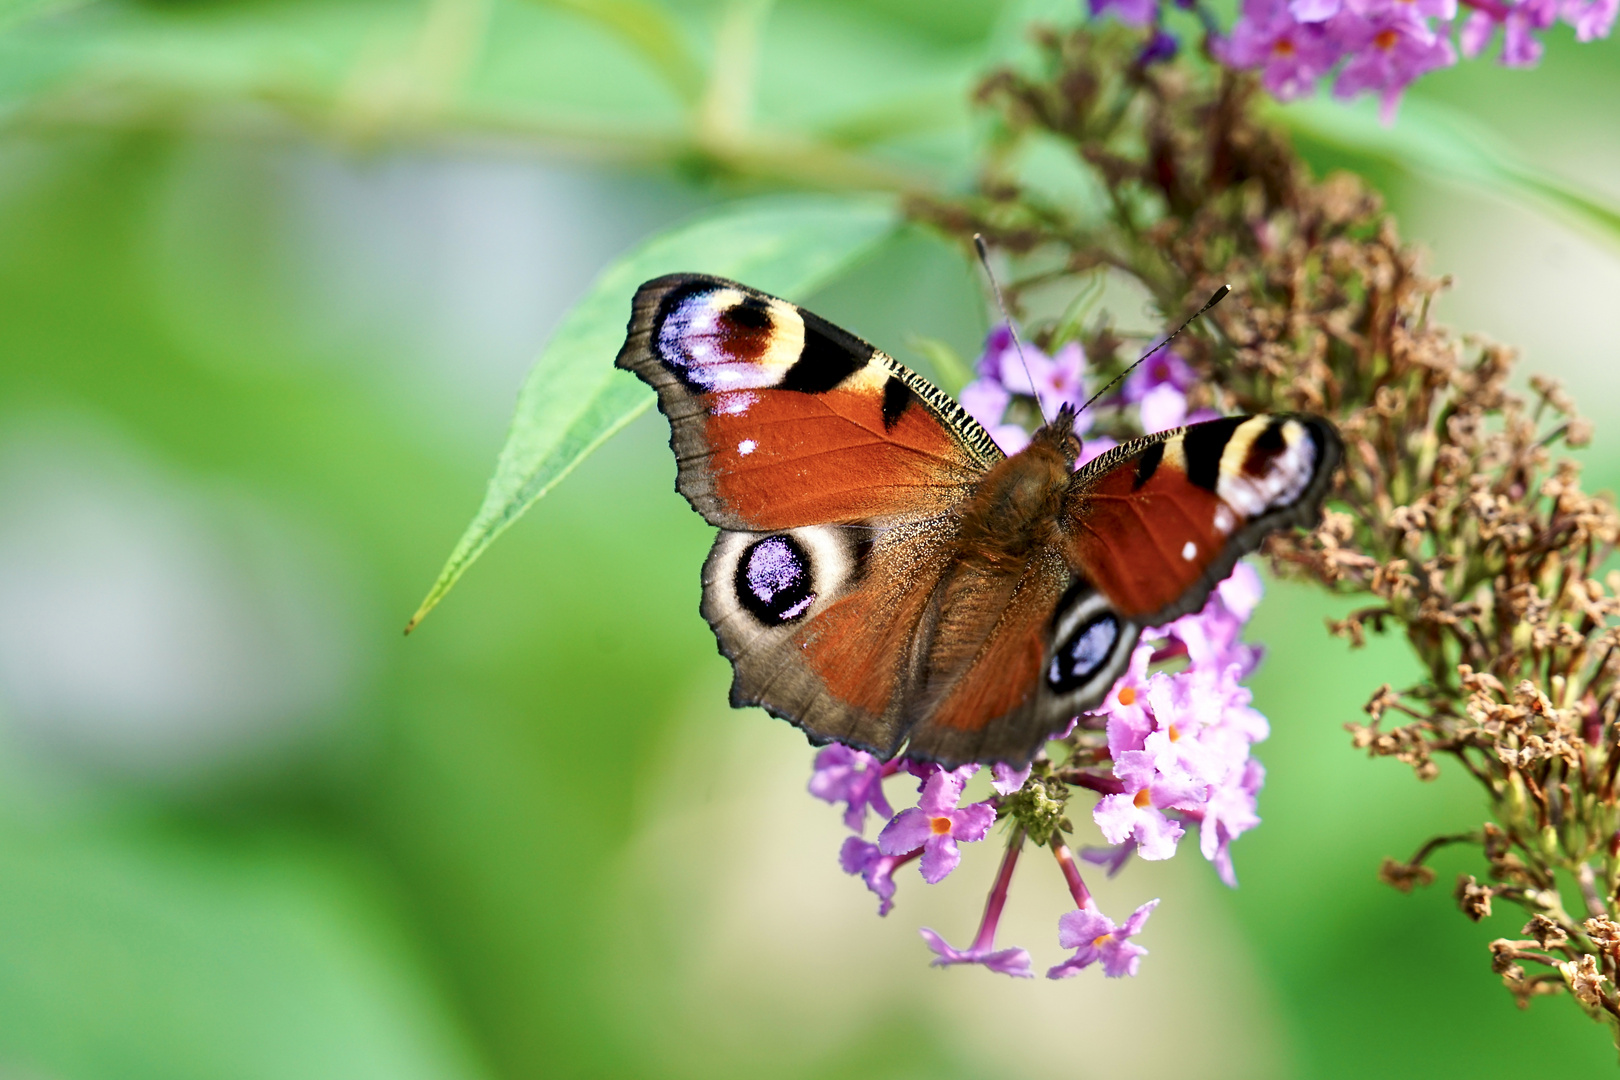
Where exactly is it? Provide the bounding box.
[1133,788,1153,809]
[1093,933,1115,948]
[1273,37,1296,57]
[1374,28,1399,50]
[930,816,953,835]
[1118,686,1136,706]
[1167,725,1181,742]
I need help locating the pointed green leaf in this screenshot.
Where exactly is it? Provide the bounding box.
[1274,95,1620,249]
[407,194,901,631]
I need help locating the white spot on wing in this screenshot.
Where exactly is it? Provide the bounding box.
[1181,540,1197,561]
[714,391,756,415]
[1214,505,1235,534]
[737,439,756,456]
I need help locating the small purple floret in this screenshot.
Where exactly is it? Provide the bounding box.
[879,766,996,883]
[809,745,895,833]
[1047,899,1159,979]
[919,928,1034,977]
[840,837,904,916]
[1090,0,1161,26]
[991,762,1032,795]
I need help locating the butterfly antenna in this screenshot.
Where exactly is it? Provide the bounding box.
[1076,284,1231,419]
[973,234,1046,425]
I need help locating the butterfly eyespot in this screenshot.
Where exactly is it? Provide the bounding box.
[735,535,816,625]
[1046,610,1121,693]
[654,287,805,392]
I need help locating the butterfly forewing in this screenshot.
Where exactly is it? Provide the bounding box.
[616,274,1001,532]
[1064,415,1341,624]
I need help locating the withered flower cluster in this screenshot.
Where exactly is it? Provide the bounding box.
[912,24,1620,1038]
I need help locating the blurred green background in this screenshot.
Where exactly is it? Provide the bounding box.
[0,1,1618,1077]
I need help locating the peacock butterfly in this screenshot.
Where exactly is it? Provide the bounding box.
[616,273,1341,768]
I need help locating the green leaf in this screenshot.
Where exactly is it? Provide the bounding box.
[406,193,901,631]
[1274,94,1620,249]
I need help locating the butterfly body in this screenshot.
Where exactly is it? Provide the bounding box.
[617,273,1340,768]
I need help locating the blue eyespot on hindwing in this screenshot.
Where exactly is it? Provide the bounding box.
[1047,611,1120,693]
[736,535,816,624]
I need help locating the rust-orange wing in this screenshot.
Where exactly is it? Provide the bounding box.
[615,274,1001,531]
[1064,415,1342,623]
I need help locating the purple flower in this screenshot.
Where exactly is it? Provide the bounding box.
[919,831,1033,977]
[1331,9,1457,121]
[878,766,996,883]
[1221,0,1343,100]
[1090,565,1271,875]
[1166,594,1262,679]
[1078,434,1117,466]
[964,326,1096,452]
[1098,639,1158,753]
[1138,29,1181,64]
[991,762,1032,795]
[1459,8,1497,55]
[919,928,1034,977]
[998,340,1088,419]
[1502,0,1560,65]
[1081,840,1138,877]
[1094,752,1204,859]
[840,837,906,915]
[1138,382,1189,433]
[809,744,894,833]
[1563,0,1618,40]
[959,377,1012,434]
[1047,899,1160,978]
[1122,350,1196,403]
[1196,758,1266,886]
[960,374,1032,454]
[1290,0,1341,18]
[1090,0,1161,26]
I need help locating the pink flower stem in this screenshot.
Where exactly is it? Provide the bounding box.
[880,758,906,778]
[1051,839,1093,909]
[1458,0,1511,19]
[970,829,1025,953]
[1149,640,1188,664]
[1070,771,1125,796]
[888,848,923,872]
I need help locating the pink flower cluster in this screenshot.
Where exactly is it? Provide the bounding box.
[816,747,1162,979]
[1093,0,1616,122]
[1088,565,1270,886]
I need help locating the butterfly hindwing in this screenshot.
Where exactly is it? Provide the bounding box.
[616,274,1001,532]
[701,521,959,758]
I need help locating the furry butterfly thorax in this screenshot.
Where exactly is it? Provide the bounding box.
[616,273,1341,769]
